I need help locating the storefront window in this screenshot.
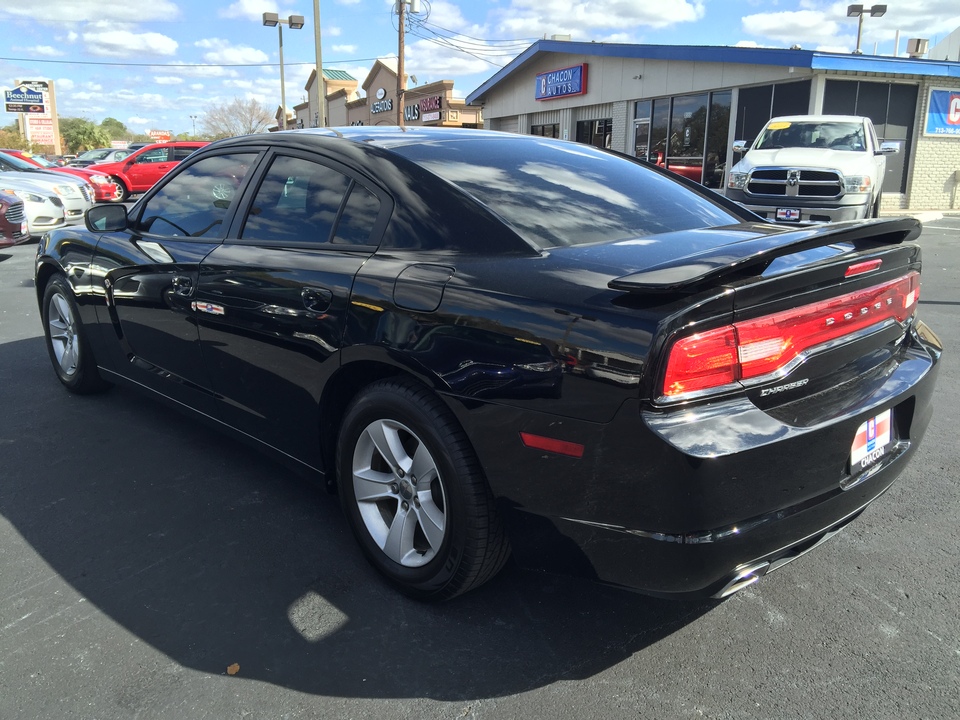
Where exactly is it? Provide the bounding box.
[576,119,613,149]
[532,124,560,138]
[634,100,651,158]
[665,93,708,183]
[704,90,731,189]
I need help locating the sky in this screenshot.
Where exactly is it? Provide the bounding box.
[1,0,958,136]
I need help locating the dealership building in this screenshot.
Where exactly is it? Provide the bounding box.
[466,39,960,212]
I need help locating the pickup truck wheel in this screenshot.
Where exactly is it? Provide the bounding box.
[871,192,882,218]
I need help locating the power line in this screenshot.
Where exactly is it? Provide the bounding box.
[0,55,388,68]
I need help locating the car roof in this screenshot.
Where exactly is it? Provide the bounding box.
[767,115,866,123]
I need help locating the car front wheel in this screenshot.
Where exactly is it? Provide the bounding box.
[112,177,129,202]
[42,275,109,394]
[338,379,510,600]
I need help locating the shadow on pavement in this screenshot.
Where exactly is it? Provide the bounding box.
[0,336,715,700]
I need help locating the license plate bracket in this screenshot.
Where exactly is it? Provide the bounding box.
[776,207,801,221]
[848,408,893,477]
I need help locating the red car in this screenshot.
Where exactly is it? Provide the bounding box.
[89,141,208,201]
[0,191,28,248]
[3,150,121,203]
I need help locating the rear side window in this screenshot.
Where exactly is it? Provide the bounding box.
[393,138,739,248]
[332,184,380,246]
[173,146,199,161]
[241,155,352,245]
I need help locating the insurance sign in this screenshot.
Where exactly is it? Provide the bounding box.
[535,64,588,101]
[924,87,960,136]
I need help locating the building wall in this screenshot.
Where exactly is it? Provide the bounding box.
[906,77,960,210]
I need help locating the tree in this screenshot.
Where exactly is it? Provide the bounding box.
[99,117,128,140]
[0,121,28,150]
[200,97,273,140]
[58,117,111,153]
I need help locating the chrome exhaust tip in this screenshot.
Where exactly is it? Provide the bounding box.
[713,561,770,599]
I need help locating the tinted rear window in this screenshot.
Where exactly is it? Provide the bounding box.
[391,138,738,248]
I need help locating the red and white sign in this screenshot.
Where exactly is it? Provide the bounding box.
[948,94,960,125]
[148,129,172,142]
[26,116,55,145]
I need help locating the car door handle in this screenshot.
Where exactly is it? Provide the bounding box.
[172,275,193,296]
[302,287,332,312]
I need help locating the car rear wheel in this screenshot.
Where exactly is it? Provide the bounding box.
[338,379,510,600]
[42,275,110,394]
[112,178,129,202]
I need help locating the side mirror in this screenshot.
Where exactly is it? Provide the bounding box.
[732,140,748,154]
[877,141,900,155]
[85,204,128,232]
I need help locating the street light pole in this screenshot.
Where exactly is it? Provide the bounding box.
[263,12,305,131]
[846,4,887,55]
[190,114,198,137]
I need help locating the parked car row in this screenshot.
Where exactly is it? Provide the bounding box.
[0,143,208,237]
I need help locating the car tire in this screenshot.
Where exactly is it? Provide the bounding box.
[871,192,882,218]
[337,378,510,600]
[112,178,129,202]
[42,275,110,394]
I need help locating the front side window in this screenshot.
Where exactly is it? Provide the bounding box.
[136,148,169,164]
[134,152,258,238]
[241,155,352,245]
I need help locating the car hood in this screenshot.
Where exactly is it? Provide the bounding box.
[733,147,874,172]
[0,171,68,195]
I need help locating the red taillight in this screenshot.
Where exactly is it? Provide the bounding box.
[519,432,585,458]
[661,272,920,400]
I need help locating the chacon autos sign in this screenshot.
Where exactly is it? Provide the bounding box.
[924,87,960,137]
[535,64,588,101]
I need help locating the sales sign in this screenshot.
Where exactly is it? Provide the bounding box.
[535,64,587,101]
[924,87,960,136]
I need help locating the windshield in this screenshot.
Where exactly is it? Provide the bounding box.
[30,156,54,167]
[392,138,740,248]
[78,149,114,161]
[754,120,866,152]
[0,152,39,170]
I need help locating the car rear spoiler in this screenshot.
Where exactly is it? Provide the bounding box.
[608,218,922,294]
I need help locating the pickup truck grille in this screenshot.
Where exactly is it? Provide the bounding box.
[746,168,843,199]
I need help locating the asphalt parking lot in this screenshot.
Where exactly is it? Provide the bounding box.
[1,217,958,719]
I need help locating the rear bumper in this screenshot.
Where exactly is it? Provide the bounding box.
[453,320,941,597]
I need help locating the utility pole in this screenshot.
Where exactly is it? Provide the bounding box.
[397,0,405,128]
[313,0,326,127]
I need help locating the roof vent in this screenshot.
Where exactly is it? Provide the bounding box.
[550,34,572,41]
[906,38,928,58]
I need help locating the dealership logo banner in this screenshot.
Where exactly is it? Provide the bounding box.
[924,88,960,136]
[535,64,588,101]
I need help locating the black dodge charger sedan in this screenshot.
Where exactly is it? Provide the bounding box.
[35,127,941,600]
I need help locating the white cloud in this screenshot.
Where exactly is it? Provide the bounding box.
[332,44,357,54]
[495,0,706,37]
[154,76,184,85]
[28,45,64,57]
[219,0,300,21]
[83,30,178,58]
[55,78,75,91]
[195,38,269,65]
[126,116,152,126]
[0,0,180,23]
[190,83,204,90]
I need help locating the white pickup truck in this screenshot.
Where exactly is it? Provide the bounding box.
[724,114,899,223]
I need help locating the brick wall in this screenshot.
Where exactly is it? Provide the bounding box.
[907,79,960,210]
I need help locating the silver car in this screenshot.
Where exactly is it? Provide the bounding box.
[0,153,94,223]
[0,176,66,237]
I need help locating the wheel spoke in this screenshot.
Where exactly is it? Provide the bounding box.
[414,495,445,552]
[60,340,78,373]
[382,504,415,563]
[410,442,437,485]
[352,467,396,502]
[366,420,411,475]
[52,294,72,326]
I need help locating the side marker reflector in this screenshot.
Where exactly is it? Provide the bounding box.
[520,432,585,458]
